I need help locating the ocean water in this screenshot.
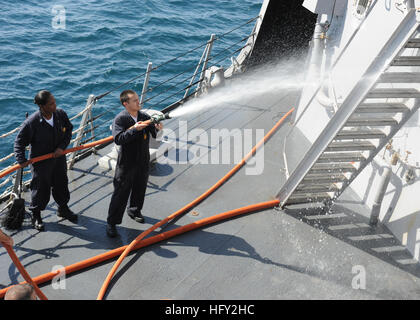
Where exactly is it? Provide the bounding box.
[0,0,261,183]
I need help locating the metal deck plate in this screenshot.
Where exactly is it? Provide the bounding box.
[1,76,420,300]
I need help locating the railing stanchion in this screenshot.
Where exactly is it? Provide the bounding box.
[11,168,22,196]
[0,17,263,202]
[140,62,153,109]
[68,94,95,169]
[87,106,97,155]
[184,46,207,99]
[197,34,216,92]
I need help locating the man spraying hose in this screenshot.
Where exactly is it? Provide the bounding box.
[106,90,163,238]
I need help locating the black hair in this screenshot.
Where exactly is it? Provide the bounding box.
[34,90,52,107]
[120,89,136,106]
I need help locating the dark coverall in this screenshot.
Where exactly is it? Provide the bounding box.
[107,109,156,225]
[14,109,73,213]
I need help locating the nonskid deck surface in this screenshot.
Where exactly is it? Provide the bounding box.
[1,78,420,300]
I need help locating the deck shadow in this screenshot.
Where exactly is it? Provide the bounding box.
[104,208,387,299]
[282,203,420,278]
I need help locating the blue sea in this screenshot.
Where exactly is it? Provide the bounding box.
[0,0,261,183]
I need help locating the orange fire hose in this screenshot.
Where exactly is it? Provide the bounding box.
[0,136,114,180]
[3,244,48,300]
[0,135,112,299]
[96,107,294,299]
[0,107,293,299]
[0,199,280,299]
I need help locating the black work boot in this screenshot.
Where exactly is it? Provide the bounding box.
[127,210,145,223]
[31,211,44,231]
[57,206,78,222]
[106,224,118,238]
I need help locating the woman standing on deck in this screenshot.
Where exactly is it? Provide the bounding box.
[14,90,77,231]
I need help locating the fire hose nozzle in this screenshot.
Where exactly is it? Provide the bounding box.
[150,112,171,124]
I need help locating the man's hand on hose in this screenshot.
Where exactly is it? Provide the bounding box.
[133,121,149,131]
[53,148,64,158]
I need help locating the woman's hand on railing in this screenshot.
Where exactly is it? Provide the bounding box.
[20,160,31,168]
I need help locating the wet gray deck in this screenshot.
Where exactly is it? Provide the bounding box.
[1,72,420,300]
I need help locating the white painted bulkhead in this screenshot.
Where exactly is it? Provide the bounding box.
[297,0,420,261]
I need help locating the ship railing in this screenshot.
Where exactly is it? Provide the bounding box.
[67,16,260,166]
[0,127,20,139]
[0,15,261,203]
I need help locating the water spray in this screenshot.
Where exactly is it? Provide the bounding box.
[166,58,310,119]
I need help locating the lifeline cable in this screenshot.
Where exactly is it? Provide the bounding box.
[94,15,260,101]
[0,136,114,180]
[0,138,115,299]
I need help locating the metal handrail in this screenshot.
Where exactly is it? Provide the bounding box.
[140,62,153,109]
[0,153,15,164]
[278,5,418,204]
[0,16,258,142]
[129,31,256,106]
[0,101,93,142]
[0,127,20,139]
[63,17,258,152]
[71,112,110,136]
[0,15,261,199]
[93,15,259,102]
[142,42,252,110]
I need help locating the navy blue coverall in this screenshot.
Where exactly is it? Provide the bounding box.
[107,109,156,225]
[14,108,73,213]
